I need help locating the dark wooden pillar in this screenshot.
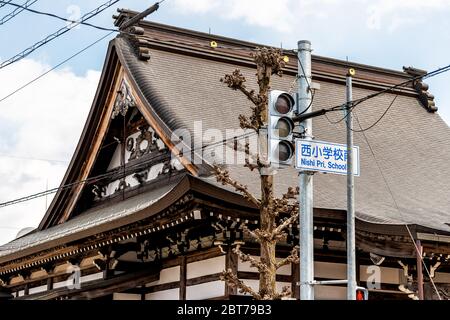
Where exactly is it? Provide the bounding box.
[47,277,54,291]
[225,249,238,297]
[356,250,361,286]
[179,256,187,300]
[291,263,300,299]
[416,240,424,300]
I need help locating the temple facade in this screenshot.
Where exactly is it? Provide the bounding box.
[1,10,450,300]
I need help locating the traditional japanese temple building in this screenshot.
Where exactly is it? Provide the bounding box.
[1,9,450,300]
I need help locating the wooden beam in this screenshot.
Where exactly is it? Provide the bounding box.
[46,277,53,291]
[186,273,221,286]
[237,271,291,283]
[225,248,237,297]
[145,281,179,294]
[15,265,161,300]
[416,240,424,300]
[179,256,186,300]
[291,263,299,299]
[59,67,125,224]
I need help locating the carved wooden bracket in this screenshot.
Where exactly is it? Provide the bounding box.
[112,79,136,119]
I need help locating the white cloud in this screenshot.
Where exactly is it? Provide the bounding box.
[172,0,221,14]
[169,0,450,32]
[0,59,100,245]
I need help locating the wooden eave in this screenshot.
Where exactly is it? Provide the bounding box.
[130,16,419,97]
[38,39,200,230]
[0,175,254,271]
[39,40,120,230]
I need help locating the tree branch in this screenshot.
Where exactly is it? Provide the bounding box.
[276,246,299,270]
[221,269,261,300]
[273,212,299,240]
[234,244,269,273]
[213,165,260,207]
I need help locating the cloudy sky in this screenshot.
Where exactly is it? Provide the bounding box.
[0,0,449,245]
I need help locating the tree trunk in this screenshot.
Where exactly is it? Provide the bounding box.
[259,174,276,298]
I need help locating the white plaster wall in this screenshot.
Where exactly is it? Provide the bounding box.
[433,272,450,283]
[80,272,103,284]
[314,262,346,279]
[314,285,346,300]
[113,293,141,300]
[145,288,179,300]
[186,280,225,300]
[53,280,68,289]
[28,285,47,295]
[107,144,122,170]
[360,265,400,284]
[187,256,225,279]
[146,266,180,286]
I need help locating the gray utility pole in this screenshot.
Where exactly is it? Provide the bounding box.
[346,70,357,300]
[298,40,314,300]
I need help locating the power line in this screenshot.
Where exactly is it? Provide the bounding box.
[0,153,68,163]
[0,130,257,209]
[353,112,442,300]
[321,62,450,127]
[346,63,450,110]
[0,0,119,32]
[349,95,398,133]
[0,31,114,104]
[0,0,119,70]
[0,0,12,10]
[0,0,36,26]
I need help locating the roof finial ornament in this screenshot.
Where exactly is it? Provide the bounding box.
[403,66,437,112]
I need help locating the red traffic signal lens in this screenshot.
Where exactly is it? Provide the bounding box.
[356,290,366,300]
[275,94,294,114]
[274,141,294,163]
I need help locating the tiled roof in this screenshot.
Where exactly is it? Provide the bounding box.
[0,182,177,258]
[114,27,450,232]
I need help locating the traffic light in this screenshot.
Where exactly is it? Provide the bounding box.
[268,90,296,167]
[356,287,368,300]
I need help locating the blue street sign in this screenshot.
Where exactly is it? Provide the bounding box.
[295,139,360,176]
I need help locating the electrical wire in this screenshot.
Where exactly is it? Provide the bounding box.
[353,112,442,300]
[0,0,12,10]
[0,31,114,104]
[0,153,68,163]
[0,0,119,70]
[0,0,119,31]
[0,130,257,209]
[0,0,36,26]
[349,95,398,133]
[316,62,450,127]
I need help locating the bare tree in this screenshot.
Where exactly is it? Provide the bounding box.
[215,48,299,300]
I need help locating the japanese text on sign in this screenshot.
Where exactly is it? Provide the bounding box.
[295,139,360,176]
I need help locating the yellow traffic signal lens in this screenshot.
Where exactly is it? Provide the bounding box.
[275,118,293,138]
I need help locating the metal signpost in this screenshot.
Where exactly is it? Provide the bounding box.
[295,42,361,299]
